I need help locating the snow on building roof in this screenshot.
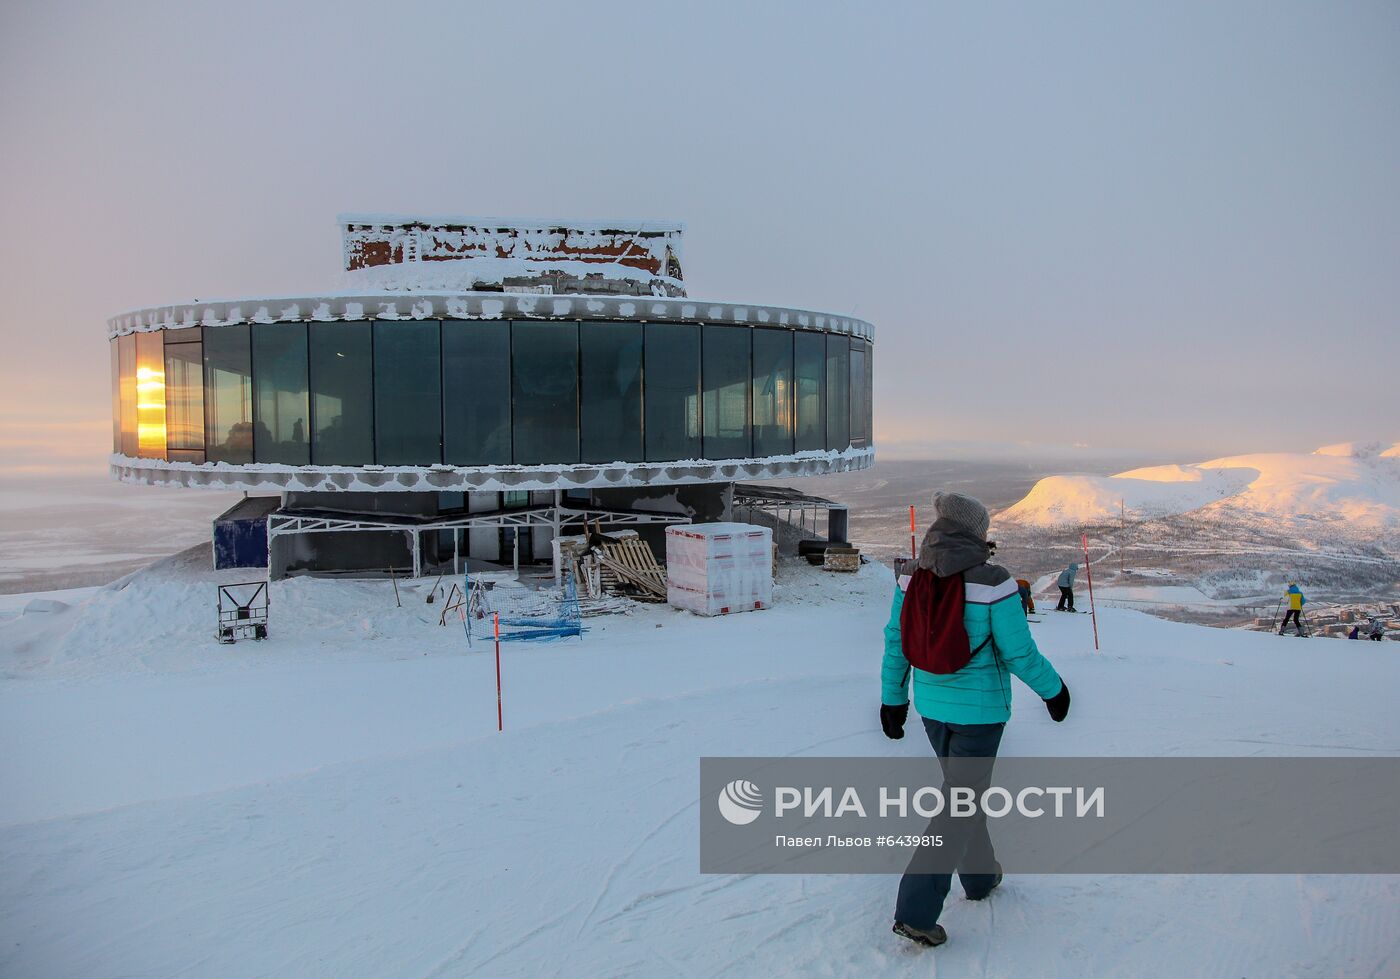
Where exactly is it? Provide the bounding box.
[339,214,687,296]
[338,213,685,233]
[106,292,875,341]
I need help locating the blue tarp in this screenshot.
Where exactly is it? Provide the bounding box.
[213,497,279,570]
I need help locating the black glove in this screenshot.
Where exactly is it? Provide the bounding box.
[1044,682,1071,722]
[880,703,909,740]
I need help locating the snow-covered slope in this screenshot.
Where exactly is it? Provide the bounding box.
[1315,440,1400,458]
[2,550,1397,976]
[999,441,1400,532]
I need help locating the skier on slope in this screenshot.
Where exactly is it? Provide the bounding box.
[879,492,1071,950]
[1368,616,1386,641]
[1056,563,1079,612]
[1279,583,1306,636]
[1016,578,1035,617]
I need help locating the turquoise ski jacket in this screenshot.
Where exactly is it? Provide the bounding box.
[881,569,1064,725]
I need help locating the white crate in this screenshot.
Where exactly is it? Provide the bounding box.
[665,523,773,616]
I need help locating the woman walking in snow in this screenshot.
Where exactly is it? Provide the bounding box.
[879,492,1070,949]
[1056,562,1078,611]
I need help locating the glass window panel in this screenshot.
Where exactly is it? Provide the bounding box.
[643,323,700,462]
[110,340,121,453]
[850,339,868,444]
[794,332,825,452]
[309,322,373,465]
[164,337,204,455]
[374,320,442,465]
[134,331,166,459]
[825,334,850,451]
[118,334,140,456]
[511,321,579,465]
[500,526,533,563]
[443,320,511,466]
[751,329,794,457]
[251,323,310,465]
[203,326,253,464]
[865,338,874,446]
[580,321,642,464]
[702,325,751,460]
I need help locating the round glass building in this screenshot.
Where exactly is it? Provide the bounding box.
[107,215,874,575]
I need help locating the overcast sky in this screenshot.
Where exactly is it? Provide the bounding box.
[1,1,1396,474]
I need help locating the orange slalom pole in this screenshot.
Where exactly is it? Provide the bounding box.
[493,611,503,731]
[1082,532,1100,652]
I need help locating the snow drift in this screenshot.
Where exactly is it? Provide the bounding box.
[2,549,1398,975]
[999,441,1400,532]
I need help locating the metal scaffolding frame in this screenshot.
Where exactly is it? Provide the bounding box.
[266,500,690,580]
[731,483,847,541]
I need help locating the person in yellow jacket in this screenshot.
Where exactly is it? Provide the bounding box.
[1279,583,1306,636]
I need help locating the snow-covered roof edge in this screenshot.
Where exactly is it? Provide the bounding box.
[338,213,686,233]
[106,293,875,341]
[109,445,876,493]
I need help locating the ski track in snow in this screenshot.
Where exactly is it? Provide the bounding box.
[1,554,1398,976]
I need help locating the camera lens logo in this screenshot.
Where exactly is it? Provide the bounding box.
[717,779,763,825]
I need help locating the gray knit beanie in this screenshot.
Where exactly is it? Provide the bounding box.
[933,491,990,541]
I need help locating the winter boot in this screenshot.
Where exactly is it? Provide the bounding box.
[893,920,948,948]
[966,862,1003,901]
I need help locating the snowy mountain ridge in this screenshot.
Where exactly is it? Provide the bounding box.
[997,440,1400,533]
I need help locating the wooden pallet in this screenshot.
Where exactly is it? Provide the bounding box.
[576,595,637,617]
[573,557,603,599]
[597,538,668,601]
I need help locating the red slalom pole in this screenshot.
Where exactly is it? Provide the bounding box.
[1082,532,1100,652]
[493,611,503,732]
[909,506,917,560]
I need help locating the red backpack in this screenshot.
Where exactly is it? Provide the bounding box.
[899,568,991,675]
